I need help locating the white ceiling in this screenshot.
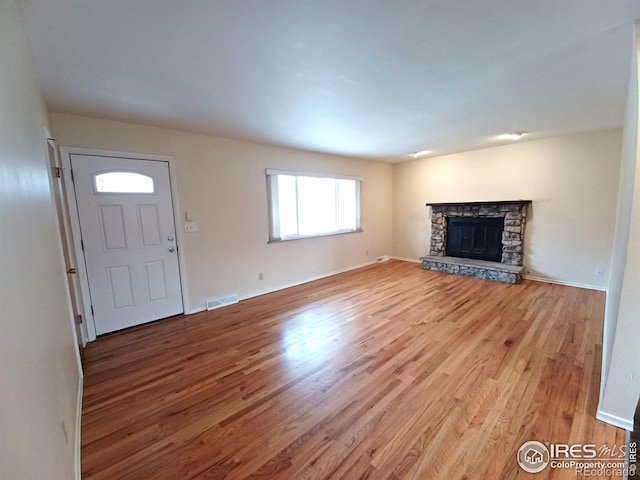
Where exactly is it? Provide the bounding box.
[16,0,640,162]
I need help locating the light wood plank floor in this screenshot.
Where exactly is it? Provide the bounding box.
[81,260,624,479]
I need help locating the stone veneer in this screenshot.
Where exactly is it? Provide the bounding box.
[421,200,531,284]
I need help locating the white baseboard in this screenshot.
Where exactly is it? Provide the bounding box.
[239,260,378,301]
[188,265,606,314]
[75,375,83,480]
[391,256,421,263]
[524,275,607,292]
[188,260,379,314]
[596,407,633,431]
[390,259,607,291]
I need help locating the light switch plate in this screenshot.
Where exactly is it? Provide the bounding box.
[184,222,198,233]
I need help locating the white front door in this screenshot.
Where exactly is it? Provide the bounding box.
[71,154,183,334]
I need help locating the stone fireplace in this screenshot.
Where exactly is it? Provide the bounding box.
[421,200,531,284]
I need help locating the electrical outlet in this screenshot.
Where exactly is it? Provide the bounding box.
[365,250,369,256]
[184,222,198,233]
[595,268,604,277]
[258,272,264,280]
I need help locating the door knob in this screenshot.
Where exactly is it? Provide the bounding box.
[168,246,175,253]
[167,235,174,242]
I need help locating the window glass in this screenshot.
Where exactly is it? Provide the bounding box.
[277,175,298,237]
[337,179,356,231]
[267,171,361,241]
[298,176,336,235]
[94,172,154,194]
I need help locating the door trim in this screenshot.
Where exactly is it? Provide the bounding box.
[47,139,88,347]
[60,147,190,341]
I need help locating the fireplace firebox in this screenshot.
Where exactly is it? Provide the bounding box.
[446,216,504,262]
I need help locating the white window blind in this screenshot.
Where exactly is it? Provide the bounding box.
[266,169,362,242]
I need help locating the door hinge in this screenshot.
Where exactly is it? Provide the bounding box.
[53,166,62,178]
[81,239,84,251]
[75,314,83,325]
[70,169,75,182]
[90,305,94,317]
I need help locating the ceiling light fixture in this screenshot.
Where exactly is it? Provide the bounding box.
[497,132,527,141]
[408,150,432,158]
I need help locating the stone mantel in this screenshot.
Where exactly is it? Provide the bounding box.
[425,200,532,208]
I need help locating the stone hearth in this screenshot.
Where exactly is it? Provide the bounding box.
[421,200,531,284]
[420,256,524,284]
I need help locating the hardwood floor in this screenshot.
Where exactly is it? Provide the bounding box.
[81,260,624,479]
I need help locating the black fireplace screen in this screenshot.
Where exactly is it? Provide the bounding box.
[445,216,504,262]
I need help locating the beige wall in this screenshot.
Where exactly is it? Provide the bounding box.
[0,1,82,479]
[600,22,640,430]
[392,130,622,289]
[50,113,393,312]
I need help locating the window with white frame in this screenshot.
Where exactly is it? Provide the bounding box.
[266,169,362,242]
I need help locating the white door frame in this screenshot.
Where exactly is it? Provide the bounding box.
[47,139,88,347]
[60,147,190,341]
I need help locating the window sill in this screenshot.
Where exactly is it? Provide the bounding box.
[268,229,363,243]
